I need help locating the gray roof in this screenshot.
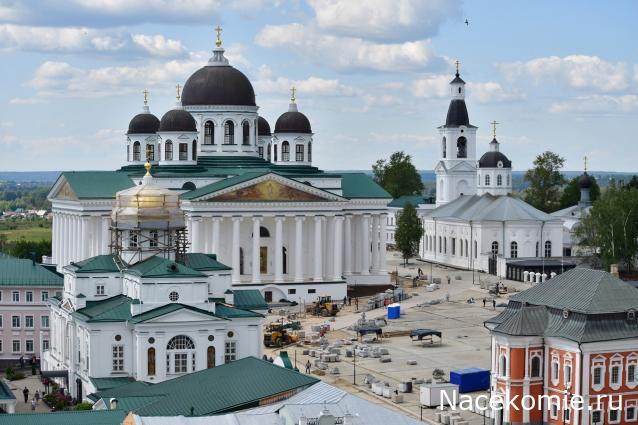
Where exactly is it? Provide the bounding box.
[430,194,561,222]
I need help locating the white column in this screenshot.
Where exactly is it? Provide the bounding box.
[81,216,89,260]
[232,217,241,284]
[371,214,380,273]
[333,215,344,280]
[294,216,304,282]
[72,215,79,262]
[52,213,58,264]
[101,215,110,254]
[202,217,211,254]
[191,217,201,253]
[344,215,353,275]
[361,214,370,275]
[252,217,261,284]
[59,215,66,268]
[212,217,221,256]
[274,216,284,283]
[379,213,387,273]
[314,216,323,281]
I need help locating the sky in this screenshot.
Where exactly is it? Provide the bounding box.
[0,0,637,172]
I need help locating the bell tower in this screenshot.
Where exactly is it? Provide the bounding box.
[434,62,478,206]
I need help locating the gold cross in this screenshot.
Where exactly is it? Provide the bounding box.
[583,155,588,172]
[290,86,296,103]
[176,83,181,101]
[491,120,499,138]
[143,89,149,105]
[215,25,223,48]
[455,60,460,75]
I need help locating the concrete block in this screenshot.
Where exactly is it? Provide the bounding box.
[406,359,417,365]
[379,356,392,363]
[392,394,404,403]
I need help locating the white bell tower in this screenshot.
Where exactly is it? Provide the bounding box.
[434,62,478,206]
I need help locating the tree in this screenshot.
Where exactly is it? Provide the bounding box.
[523,151,566,212]
[372,151,424,199]
[575,182,638,270]
[394,202,424,265]
[559,175,600,209]
[626,175,638,190]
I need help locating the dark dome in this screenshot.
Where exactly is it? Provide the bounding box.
[445,99,470,127]
[159,109,197,132]
[479,150,512,168]
[579,172,593,189]
[275,111,312,134]
[181,65,256,106]
[128,113,159,134]
[257,116,271,136]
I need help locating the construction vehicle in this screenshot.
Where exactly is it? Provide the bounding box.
[311,296,340,317]
[263,323,299,348]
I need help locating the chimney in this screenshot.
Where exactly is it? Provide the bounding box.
[109,398,118,410]
[610,264,620,277]
[224,289,234,305]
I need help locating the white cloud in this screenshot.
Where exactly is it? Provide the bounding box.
[549,95,638,114]
[467,82,525,103]
[254,65,360,98]
[307,0,462,41]
[0,24,186,57]
[256,23,444,73]
[412,75,450,98]
[9,97,45,105]
[499,55,629,92]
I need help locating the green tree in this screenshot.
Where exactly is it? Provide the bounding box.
[394,202,424,265]
[559,175,600,209]
[6,239,51,262]
[523,151,566,212]
[575,182,638,270]
[372,151,424,198]
[626,175,638,190]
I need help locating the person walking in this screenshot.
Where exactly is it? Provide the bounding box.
[482,298,486,308]
[19,355,25,369]
[23,387,29,403]
[305,360,311,374]
[447,276,451,285]
[492,299,496,310]
[31,398,36,411]
[35,390,40,404]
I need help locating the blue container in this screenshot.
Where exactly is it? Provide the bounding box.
[450,368,490,393]
[387,303,400,320]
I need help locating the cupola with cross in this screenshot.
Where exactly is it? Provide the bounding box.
[477,121,513,196]
[271,87,314,166]
[126,89,160,165]
[158,84,198,166]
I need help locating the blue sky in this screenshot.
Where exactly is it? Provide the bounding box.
[0,0,637,172]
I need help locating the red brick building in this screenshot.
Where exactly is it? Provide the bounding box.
[486,268,638,425]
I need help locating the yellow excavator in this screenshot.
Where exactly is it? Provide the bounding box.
[263,323,299,347]
[311,296,340,317]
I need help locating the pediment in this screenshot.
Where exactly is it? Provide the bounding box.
[61,299,75,313]
[51,180,78,201]
[137,308,224,324]
[447,161,477,172]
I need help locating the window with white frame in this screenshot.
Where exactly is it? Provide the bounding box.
[610,408,620,424]
[42,339,49,351]
[564,359,572,386]
[96,285,105,296]
[610,362,622,388]
[591,410,602,425]
[564,406,571,422]
[531,355,542,377]
[12,340,20,352]
[225,341,237,362]
[112,345,124,371]
[626,402,637,422]
[551,356,560,384]
[627,356,638,387]
[551,403,558,419]
[593,366,603,386]
[26,340,33,353]
[12,291,19,302]
[26,291,33,302]
[12,315,20,328]
[499,354,507,377]
[25,316,33,328]
[41,315,49,328]
[41,291,48,302]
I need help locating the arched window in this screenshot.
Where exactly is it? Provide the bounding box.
[242,121,250,145]
[545,241,552,258]
[239,248,244,275]
[224,121,234,145]
[456,137,467,158]
[179,143,188,160]
[166,335,195,374]
[204,121,214,145]
[438,236,442,253]
[281,141,290,161]
[192,140,197,161]
[295,144,304,161]
[497,174,503,186]
[510,241,518,258]
[308,142,312,162]
[531,356,541,377]
[485,174,491,186]
[182,182,196,190]
[444,237,447,254]
[274,144,278,162]
[491,241,499,256]
[442,137,447,158]
[499,354,507,377]
[267,143,271,161]
[207,346,215,368]
[165,140,173,160]
[133,141,141,161]
[258,146,263,158]
[536,241,540,257]
[127,145,130,161]
[147,347,156,376]
[145,144,154,161]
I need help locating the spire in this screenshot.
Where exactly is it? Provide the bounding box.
[176,83,181,102]
[142,89,150,113]
[142,160,153,184]
[215,25,223,48]
[490,121,500,152]
[288,86,298,112]
[455,60,460,77]
[208,24,229,66]
[583,155,588,173]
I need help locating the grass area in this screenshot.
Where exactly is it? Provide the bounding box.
[0,226,51,242]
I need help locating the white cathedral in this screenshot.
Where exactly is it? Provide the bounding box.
[418,68,568,280]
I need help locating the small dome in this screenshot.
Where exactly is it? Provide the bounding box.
[275,111,312,134]
[445,99,469,127]
[479,151,512,168]
[159,109,196,132]
[257,116,271,136]
[182,66,256,107]
[579,172,593,189]
[128,113,159,134]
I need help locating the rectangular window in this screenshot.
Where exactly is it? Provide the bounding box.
[610,409,620,424]
[552,360,559,381]
[26,291,33,302]
[628,365,636,383]
[551,403,558,419]
[451,238,456,255]
[258,146,264,159]
[593,367,602,385]
[25,340,33,353]
[565,364,572,385]
[96,285,105,296]
[25,316,33,328]
[42,340,49,351]
[225,341,237,363]
[41,316,49,328]
[12,291,19,302]
[295,144,304,162]
[12,316,20,328]
[564,407,571,422]
[179,143,188,160]
[41,291,49,302]
[13,340,21,352]
[112,345,124,371]
[308,289,316,294]
[627,406,637,422]
[611,365,620,384]
[0,315,2,328]
[174,353,188,373]
[149,230,158,248]
[288,289,296,295]
[592,411,601,424]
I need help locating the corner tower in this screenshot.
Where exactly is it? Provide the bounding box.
[434,62,478,206]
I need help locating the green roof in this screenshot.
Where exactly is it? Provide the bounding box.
[215,303,264,318]
[130,303,225,323]
[0,410,126,425]
[341,173,392,199]
[59,171,134,199]
[0,379,15,400]
[73,294,132,322]
[95,356,318,417]
[0,257,63,287]
[388,195,430,208]
[182,253,231,271]
[233,289,268,310]
[127,255,206,278]
[90,376,137,392]
[68,255,120,274]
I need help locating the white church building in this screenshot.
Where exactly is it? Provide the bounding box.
[419,68,565,280]
[47,31,391,306]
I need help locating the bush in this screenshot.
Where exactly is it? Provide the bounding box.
[74,402,93,411]
[5,367,25,381]
[43,390,72,411]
